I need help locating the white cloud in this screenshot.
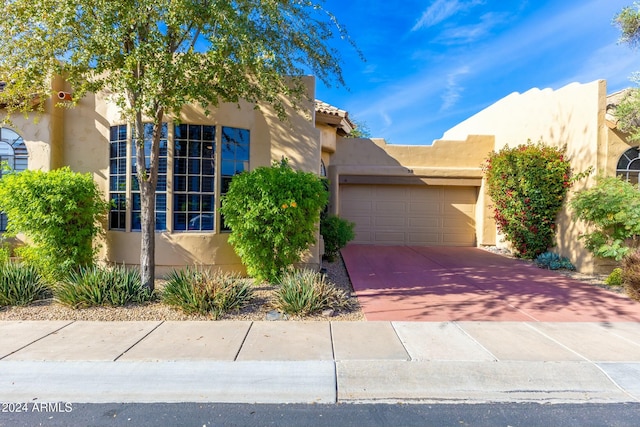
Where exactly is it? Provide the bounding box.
[435,12,507,45]
[412,0,484,31]
[441,66,470,111]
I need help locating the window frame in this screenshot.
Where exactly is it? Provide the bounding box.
[616,147,640,188]
[0,127,28,232]
[107,122,250,234]
[173,124,217,232]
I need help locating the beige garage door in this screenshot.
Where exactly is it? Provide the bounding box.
[340,184,477,246]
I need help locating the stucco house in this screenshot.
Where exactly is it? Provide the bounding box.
[0,77,635,275]
[322,79,634,274]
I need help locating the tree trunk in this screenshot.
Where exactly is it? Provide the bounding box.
[133,109,163,292]
[139,178,156,291]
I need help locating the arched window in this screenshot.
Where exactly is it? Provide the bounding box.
[617,147,640,187]
[320,160,327,178]
[0,127,28,231]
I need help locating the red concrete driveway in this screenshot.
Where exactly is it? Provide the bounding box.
[341,244,640,322]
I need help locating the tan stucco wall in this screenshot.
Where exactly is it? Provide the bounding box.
[328,135,495,246]
[443,80,608,273]
[3,76,323,276]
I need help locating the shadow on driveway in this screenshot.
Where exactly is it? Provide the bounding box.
[341,245,640,322]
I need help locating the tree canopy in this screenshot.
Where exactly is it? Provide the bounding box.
[0,0,356,118]
[0,0,357,290]
[614,3,640,140]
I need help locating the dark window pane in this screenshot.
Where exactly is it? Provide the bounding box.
[188,159,200,174]
[188,125,201,140]
[174,194,187,212]
[202,159,214,176]
[159,141,168,157]
[188,176,200,192]
[175,124,187,140]
[131,213,141,231]
[132,193,141,210]
[156,194,166,211]
[174,175,186,192]
[174,158,187,174]
[203,126,215,141]
[189,141,201,157]
[156,213,167,231]
[174,213,187,231]
[174,140,188,157]
[157,176,167,191]
[202,195,215,211]
[201,214,214,230]
[203,143,214,159]
[188,194,200,211]
[202,178,214,193]
[221,176,233,194]
[220,214,230,232]
[109,212,121,229]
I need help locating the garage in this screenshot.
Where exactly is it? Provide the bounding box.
[339,184,477,246]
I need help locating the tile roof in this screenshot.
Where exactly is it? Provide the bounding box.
[606,88,634,128]
[315,99,355,136]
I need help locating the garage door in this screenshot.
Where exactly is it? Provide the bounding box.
[339,184,477,246]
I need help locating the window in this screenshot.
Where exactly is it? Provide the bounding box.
[220,126,250,231]
[0,128,28,231]
[108,122,249,233]
[617,147,640,187]
[131,123,168,231]
[109,125,127,230]
[173,124,216,231]
[108,123,168,231]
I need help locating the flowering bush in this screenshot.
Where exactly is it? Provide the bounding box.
[220,159,328,283]
[482,141,572,259]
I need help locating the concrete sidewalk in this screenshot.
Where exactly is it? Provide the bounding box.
[1,320,640,404]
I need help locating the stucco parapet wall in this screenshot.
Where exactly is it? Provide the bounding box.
[330,165,483,178]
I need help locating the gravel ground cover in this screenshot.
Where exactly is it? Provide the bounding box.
[0,255,365,322]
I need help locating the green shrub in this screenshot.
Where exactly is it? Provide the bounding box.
[0,262,48,307]
[571,175,640,261]
[482,141,573,259]
[55,265,152,308]
[0,167,109,280]
[220,159,328,283]
[320,215,355,262]
[534,252,575,271]
[605,268,624,287]
[0,245,11,265]
[622,250,640,301]
[274,269,351,316]
[162,268,253,317]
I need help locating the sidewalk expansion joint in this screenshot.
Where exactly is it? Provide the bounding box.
[233,321,254,361]
[114,321,165,361]
[0,320,75,361]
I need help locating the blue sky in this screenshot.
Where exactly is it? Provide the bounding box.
[315,0,640,145]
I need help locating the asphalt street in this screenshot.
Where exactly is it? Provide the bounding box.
[2,402,640,427]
